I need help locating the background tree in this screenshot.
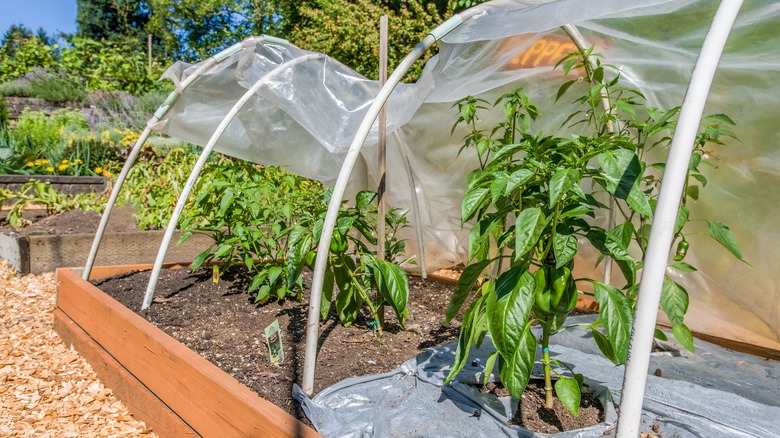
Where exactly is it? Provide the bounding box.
[76,0,152,44]
[2,24,35,56]
[146,0,292,60]
[291,0,450,81]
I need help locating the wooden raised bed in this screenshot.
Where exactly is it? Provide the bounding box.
[55,265,322,438]
[1,229,212,275]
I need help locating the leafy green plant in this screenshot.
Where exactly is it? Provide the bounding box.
[0,68,88,103]
[2,180,105,229]
[180,159,325,302]
[119,148,198,229]
[444,49,744,416]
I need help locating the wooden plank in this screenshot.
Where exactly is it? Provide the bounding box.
[57,268,322,438]
[54,309,198,438]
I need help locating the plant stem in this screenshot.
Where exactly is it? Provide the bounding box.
[541,322,554,409]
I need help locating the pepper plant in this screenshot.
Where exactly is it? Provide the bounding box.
[444,48,745,416]
[284,189,411,329]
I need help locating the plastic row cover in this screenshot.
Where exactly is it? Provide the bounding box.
[151,0,779,352]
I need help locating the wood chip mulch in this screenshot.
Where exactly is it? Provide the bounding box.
[0,261,157,437]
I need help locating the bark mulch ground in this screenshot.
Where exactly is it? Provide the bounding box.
[0,261,156,437]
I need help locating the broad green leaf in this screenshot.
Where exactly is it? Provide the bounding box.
[445,259,491,323]
[703,113,736,125]
[499,321,537,399]
[554,377,582,416]
[177,231,193,247]
[505,169,534,194]
[674,205,689,234]
[287,234,312,288]
[373,260,410,326]
[559,204,592,219]
[334,257,361,327]
[706,221,746,262]
[660,277,688,326]
[654,328,669,341]
[611,221,634,249]
[191,246,213,271]
[553,232,577,268]
[549,168,580,207]
[320,267,334,319]
[490,175,508,204]
[486,268,535,359]
[356,190,377,209]
[483,350,499,386]
[591,329,619,365]
[585,229,637,285]
[493,143,525,162]
[214,243,233,259]
[514,208,548,260]
[686,185,699,201]
[593,281,633,364]
[669,262,697,272]
[218,188,235,216]
[248,273,264,293]
[469,218,496,262]
[444,296,485,384]
[461,187,490,223]
[555,80,577,102]
[672,323,695,352]
[267,266,283,287]
[598,150,653,217]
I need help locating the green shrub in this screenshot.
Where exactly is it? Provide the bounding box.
[0,95,8,127]
[0,69,88,103]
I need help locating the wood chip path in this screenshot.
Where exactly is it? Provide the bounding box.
[0,261,157,437]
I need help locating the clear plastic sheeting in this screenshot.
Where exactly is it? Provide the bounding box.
[294,316,780,438]
[151,0,780,352]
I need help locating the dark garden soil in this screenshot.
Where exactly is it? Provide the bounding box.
[482,381,605,433]
[0,206,141,235]
[93,265,605,433]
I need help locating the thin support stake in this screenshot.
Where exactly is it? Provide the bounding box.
[615,1,742,436]
[561,24,621,286]
[141,54,326,310]
[377,15,389,328]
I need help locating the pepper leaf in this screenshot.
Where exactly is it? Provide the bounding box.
[593,281,633,364]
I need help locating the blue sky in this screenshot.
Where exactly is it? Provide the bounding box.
[0,0,78,38]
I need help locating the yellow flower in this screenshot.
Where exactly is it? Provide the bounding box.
[101,131,111,139]
[46,166,54,173]
[61,159,68,164]
[58,164,68,171]
[26,162,34,167]
[76,159,83,164]
[42,159,49,164]
[102,170,110,177]
[94,167,103,174]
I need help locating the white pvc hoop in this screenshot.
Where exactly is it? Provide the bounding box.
[83,36,280,280]
[141,53,327,310]
[615,1,743,436]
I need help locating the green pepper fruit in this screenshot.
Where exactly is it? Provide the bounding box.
[330,233,349,253]
[533,268,554,316]
[550,266,578,314]
[674,239,689,261]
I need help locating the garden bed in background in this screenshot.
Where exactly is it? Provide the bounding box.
[0,207,210,274]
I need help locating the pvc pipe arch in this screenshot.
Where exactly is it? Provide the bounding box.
[141,53,328,310]
[301,7,484,396]
[82,36,288,281]
[615,1,742,436]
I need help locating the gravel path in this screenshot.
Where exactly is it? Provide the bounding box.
[0,261,157,437]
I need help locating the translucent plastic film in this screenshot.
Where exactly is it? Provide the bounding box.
[152,0,779,352]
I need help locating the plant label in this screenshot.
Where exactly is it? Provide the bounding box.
[264,319,284,364]
[212,265,219,284]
